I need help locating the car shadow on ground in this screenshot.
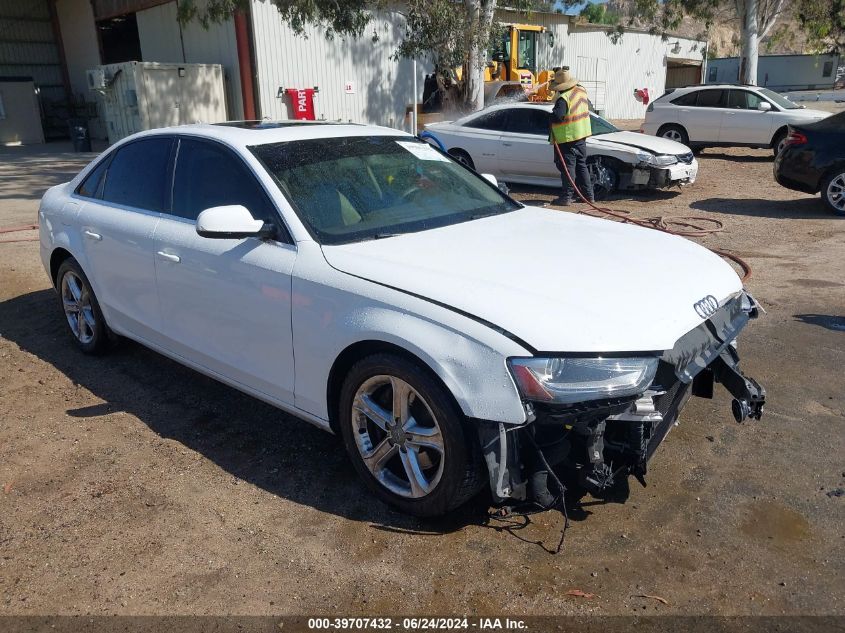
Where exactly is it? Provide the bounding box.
[691,197,830,219]
[0,289,491,534]
[507,183,682,207]
[793,314,845,332]
[698,151,773,163]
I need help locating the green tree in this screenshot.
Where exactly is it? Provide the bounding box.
[177,0,375,39]
[580,3,620,25]
[795,0,845,52]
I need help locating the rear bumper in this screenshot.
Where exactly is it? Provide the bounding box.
[774,149,821,194]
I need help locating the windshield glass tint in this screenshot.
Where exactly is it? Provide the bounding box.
[251,136,520,245]
[758,88,800,109]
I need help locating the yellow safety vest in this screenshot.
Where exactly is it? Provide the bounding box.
[548,86,592,144]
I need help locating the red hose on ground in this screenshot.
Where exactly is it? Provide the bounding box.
[551,142,752,282]
[0,223,39,243]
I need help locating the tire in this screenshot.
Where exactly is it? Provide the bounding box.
[56,258,110,354]
[448,149,475,170]
[821,169,845,216]
[657,124,689,146]
[772,129,788,157]
[337,353,486,517]
[587,158,619,200]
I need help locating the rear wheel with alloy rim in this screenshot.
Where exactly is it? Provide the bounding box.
[338,353,485,516]
[657,124,689,146]
[57,258,110,354]
[821,169,845,216]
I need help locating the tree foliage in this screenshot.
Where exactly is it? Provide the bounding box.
[579,3,620,25]
[177,0,375,39]
[795,0,845,52]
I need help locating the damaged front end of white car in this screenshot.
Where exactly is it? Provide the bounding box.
[479,291,765,507]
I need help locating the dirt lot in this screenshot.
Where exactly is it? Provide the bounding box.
[0,138,843,618]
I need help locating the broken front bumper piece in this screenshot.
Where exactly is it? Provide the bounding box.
[479,290,766,504]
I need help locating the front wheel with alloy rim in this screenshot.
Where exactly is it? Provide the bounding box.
[821,169,845,216]
[772,130,788,157]
[338,353,485,516]
[587,158,619,200]
[56,258,110,354]
[448,149,475,170]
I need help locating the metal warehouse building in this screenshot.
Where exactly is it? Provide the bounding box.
[2,0,706,142]
[705,53,840,91]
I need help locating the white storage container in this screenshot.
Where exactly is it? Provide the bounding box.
[89,61,227,144]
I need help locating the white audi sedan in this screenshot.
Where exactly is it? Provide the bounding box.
[424,103,698,196]
[39,121,765,517]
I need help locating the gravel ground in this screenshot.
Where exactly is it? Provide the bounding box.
[0,136,843,618]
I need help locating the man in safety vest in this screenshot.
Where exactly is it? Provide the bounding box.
[548,67,594,206]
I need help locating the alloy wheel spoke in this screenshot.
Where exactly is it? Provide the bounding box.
[354,394,392,431]
[76,310,87,338]
[63,298,79,313]
[404,420,444,453]
[80,307,96,330]
[66,275,82,302]
[391,377,412,425]
[399,447,429,497]
[363,437,398,471]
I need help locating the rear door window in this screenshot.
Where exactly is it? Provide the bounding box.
[506,108,550,135]
[696,89,726,108]
[101,137,173,211]
[171,137,277,223]
[463,110,511,131]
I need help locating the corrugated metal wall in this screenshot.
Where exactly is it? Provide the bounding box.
[250,1,424,130]
[567,26,705,119]
[135,0,244,119]
[0,0,66,136]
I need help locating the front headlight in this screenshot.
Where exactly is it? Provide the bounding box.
[508,356,659,404]
[636,152,678,167]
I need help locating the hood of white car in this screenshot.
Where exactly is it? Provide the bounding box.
[593,131,691,155]
[321,207,743,353]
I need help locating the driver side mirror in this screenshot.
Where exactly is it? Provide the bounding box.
[757,101,772,112]
[196,205,276,239]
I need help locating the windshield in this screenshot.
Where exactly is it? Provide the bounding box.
[251,136,520,245]
[590,113,619,135]
[758,88,800,109]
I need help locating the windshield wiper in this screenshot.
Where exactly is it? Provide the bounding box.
[373,232,400,239]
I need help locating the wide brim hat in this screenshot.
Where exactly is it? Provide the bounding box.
[549,66,578,92]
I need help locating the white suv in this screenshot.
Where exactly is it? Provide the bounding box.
[642,84,831,155]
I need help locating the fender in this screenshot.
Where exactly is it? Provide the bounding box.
[290,242,530,425]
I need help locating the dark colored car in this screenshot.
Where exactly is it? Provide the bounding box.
[774,110,845,216]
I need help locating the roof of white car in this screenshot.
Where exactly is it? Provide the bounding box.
[131,120,412,149]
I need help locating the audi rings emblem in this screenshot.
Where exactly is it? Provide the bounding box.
[694,295,720,319]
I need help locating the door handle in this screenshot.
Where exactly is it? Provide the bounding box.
[156,251,181,263]
[83,230,102,241]
[502,142,512,146]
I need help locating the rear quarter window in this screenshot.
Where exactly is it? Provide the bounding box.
[76,158,109,198]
